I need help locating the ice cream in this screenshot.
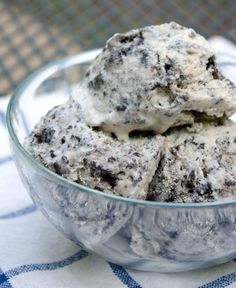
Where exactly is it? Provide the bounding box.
[25,22,236,203]
[75,22,236,140]
[148,122,236,202]
[26,100,163,200]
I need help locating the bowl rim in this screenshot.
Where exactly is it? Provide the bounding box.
[6,49,236,209]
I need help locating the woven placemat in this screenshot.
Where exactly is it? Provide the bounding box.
[0,0,235,96]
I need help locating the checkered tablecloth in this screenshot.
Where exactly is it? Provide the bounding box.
[1,37,236,288]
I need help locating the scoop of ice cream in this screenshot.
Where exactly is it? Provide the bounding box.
[74,22,236,140]
[25,101,164,200]
[148,121,236,203]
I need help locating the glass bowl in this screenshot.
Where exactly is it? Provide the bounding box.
[6,49,236,272]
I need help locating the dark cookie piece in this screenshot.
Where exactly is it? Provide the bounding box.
[116,98,128,111]
[164,63,172,72]
[206,56,219,79]
[119,30,144,46]
[139,49,149,66]
[89,161,118,188]
[35,127,55,144]
[88,73,104,90]
[53,162,62,175]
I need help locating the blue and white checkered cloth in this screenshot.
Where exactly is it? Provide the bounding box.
[1,37,236,288]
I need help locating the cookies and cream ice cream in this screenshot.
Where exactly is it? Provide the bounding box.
[75,22,236,140]
[25,22,236,203]
[26,100,163,199]
[148,122,236,203]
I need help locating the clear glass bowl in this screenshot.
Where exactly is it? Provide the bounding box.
[6,50,236,272]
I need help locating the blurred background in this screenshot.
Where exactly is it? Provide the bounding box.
[0,0,235,96]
